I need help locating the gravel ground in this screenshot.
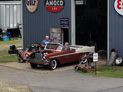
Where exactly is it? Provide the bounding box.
[0,80,31,92]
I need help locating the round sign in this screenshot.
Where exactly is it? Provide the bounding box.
[26,0,38,13]
[114,0,123,16]
[45,0,65,12]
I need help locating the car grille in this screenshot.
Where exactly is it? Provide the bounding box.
[29,53,43,62]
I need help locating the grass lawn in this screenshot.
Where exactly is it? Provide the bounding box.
[0,39,21,44]
[79,66,123,78]
[0,39,22,62]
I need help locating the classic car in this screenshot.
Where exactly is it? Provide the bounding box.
[27,43,95,70]
[17,43,42,62]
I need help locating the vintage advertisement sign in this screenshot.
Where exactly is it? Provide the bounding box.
[76,0,84,5]
[50,28,61,43]
[45,0,65,12]
[26,0,38,13]
[60,18,69,28]
[114,0,123,16]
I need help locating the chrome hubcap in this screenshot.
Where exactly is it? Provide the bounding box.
[116,57,122,65]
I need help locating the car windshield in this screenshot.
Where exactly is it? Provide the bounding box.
[26,46,39,52]
[45,44,63,51]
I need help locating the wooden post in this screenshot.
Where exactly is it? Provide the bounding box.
[95,62,97,76]
[93,53,98,76]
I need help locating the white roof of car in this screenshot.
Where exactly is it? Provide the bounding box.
[70,45,95,53]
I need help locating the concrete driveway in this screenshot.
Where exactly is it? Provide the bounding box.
[0,59,106,73]
[0,64,123,92]
[0,62,77,73]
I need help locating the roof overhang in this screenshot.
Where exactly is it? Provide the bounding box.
[0,1,21,5]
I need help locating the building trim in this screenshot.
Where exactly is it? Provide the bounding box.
[71,0,76,45]
[0,1,21,5]
[21,0,24,49]
[107,0,109,61]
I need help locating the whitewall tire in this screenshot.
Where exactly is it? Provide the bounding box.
[49,59,57,70]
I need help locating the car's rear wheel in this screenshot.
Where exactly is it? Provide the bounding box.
[30,63,37,68]
[49,59,57,70]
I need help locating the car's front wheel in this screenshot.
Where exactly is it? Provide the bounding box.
[49,59,57,70]
[30,63,37,68]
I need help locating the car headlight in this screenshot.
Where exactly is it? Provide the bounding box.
[44,53,48,55]
[25,54,29,57]
[43,56,46,60]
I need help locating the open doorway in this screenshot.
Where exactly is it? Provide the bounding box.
[76,0,107,58]
[61,28,69,44]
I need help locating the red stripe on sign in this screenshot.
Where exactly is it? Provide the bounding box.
[46,6,64,12]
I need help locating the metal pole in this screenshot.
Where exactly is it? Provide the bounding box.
[9,5,10,29]
[71,0,76,45]
[0,5,1,27]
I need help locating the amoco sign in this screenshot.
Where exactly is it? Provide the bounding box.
[45,0,65,12]
[26,0,38,13]
[114,0,123,16]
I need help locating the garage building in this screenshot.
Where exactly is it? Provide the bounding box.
[22,0,123,59]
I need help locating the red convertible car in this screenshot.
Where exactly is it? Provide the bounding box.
[27,43,95,70]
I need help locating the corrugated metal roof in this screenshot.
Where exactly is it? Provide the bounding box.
[0,1,21,5]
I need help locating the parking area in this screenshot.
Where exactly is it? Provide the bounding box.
[0,61,123,92]
[0,59,106,73]
[0,62,77,73]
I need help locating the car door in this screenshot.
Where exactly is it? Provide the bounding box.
[58,50,76,64]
